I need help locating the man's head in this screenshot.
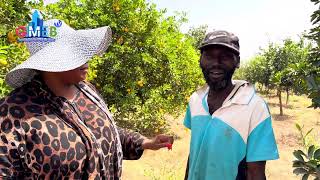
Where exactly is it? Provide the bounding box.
[199,30,240,91]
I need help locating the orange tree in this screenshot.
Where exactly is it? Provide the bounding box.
[44,0,203,134]
[292,0,320,179]
[0,0,31,97]
[307,0,320,109]
[236,39,311,116]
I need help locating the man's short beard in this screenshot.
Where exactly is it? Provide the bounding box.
[202,68,236,91]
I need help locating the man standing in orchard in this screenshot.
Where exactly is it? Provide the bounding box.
[184,30,279,180]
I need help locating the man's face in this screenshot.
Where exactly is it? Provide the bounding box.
[200,45,239,91]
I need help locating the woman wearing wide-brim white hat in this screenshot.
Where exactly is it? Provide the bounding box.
[0,18,173,179]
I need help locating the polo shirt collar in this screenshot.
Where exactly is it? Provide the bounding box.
[201,80,255,112]
[229,80,255,105]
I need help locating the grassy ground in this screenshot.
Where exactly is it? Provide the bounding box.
[122,93,320,180]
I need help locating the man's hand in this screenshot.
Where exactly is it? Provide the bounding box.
[247,161,266,180]
[141,134,174,150]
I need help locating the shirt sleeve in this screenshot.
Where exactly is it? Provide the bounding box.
[116,127,146,160]
[183,104,191,129]
[0,116,25,178]
[246,102,279,162]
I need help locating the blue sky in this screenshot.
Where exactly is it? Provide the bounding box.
[151,0,316,60]
[41,0,316,60]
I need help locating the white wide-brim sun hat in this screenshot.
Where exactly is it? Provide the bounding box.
[5,19,112,88]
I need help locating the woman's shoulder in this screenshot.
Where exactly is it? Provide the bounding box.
[78,81,104,98]
[0,85,51,123]
[79,80,98,91]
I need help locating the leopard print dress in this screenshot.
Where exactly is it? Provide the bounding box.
[0,76,145,179]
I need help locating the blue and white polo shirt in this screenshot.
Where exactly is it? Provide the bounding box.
[184,80,279,180]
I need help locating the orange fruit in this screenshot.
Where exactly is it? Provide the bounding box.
[0,59,8,66]
[7,31,16,44]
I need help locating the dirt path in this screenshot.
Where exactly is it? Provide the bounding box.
[122,94,320,180]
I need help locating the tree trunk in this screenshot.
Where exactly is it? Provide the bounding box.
[278,89,283,116]
[258,84,263,93]
[266,86,270,98]
[286,88,289,105]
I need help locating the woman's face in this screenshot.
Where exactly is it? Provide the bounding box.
[58,63,89,84]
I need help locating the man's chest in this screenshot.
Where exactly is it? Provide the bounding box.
[207,98,224,115]
[189,104,253,144]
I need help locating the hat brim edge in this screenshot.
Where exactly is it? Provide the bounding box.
[5,26,113,88]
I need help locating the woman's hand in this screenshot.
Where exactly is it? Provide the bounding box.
[141,134,174,150]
